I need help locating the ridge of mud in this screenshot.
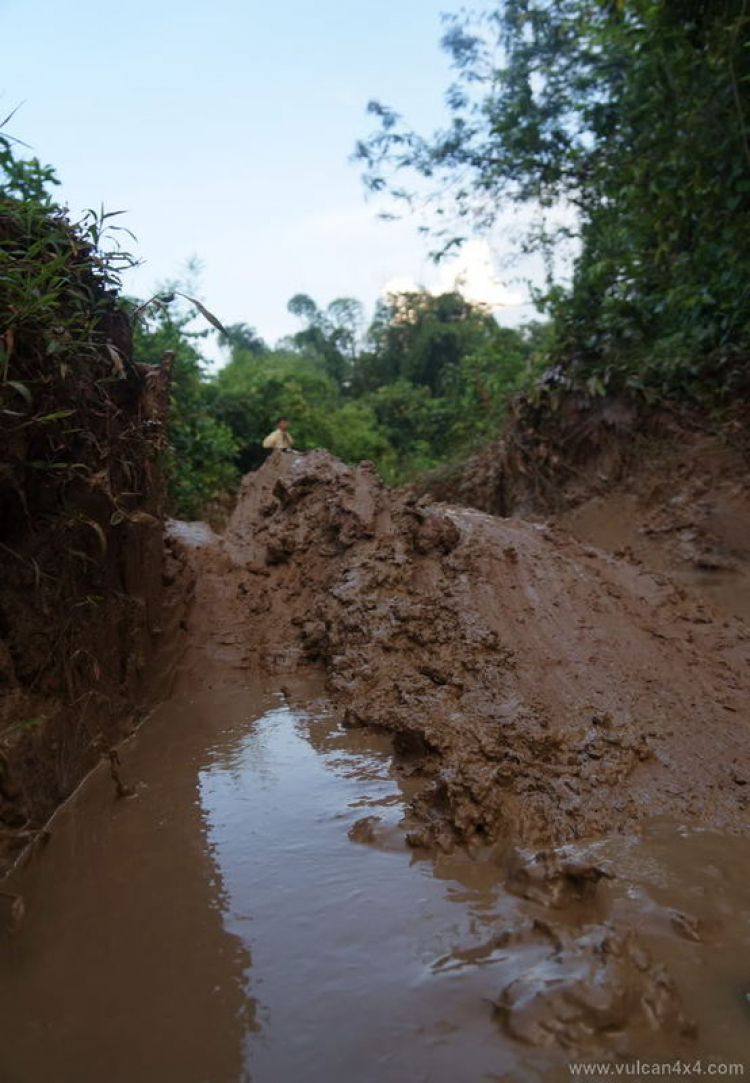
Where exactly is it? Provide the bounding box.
[183,449,750,852]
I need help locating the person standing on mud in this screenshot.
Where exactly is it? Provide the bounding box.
[262,417,294,451]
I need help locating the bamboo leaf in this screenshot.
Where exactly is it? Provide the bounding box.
[4,380,32,407]
[175,292,229,336]
[36,409,75,423]
[81,518,108,556]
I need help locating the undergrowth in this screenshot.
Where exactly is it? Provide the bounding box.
[0,130,165,745]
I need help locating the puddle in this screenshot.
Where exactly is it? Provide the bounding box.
[1,678,749,1082]
[0,680,532,1083]
[206,700,522,1083]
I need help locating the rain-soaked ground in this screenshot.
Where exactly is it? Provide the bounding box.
[1,676,749,1083]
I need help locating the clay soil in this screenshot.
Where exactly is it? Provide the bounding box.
[423,398,750,624]
[4,434,749,1067]
[0,317,175,874]
[178,448,750,853]
[155,445,749,1061]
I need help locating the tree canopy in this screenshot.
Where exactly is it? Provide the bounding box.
[357,0,750,400]
[15,0,749,530]
[126,276,543,517]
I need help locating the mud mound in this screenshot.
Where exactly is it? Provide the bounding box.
[182,449,750,851]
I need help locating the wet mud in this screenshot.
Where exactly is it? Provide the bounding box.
[217,450,749,851]
[424,402,750,625]
[558,482,750,625]
[2,448,749,1077]
[2,681,749,1081]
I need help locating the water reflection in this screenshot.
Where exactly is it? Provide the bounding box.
[198,692,528,1083]
[0,684,260,1083]
[2,679,748,1083]
[200,694,750,1080]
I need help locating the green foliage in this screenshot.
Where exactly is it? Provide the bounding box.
[324,401,392,465]
[201,288,542,488]
[0,128,547,512]
[1,133,236,523]
[286,293,364,388]
[548,0,750,398]
[218,322,267,355]
[131,302,239,519]
[1,139,138,457]
[214,341,340,470]
[367,379,444,452]
[354,290,503,395]
[357,0,750,402]
[1,117,60,205]
[212,289,541,485]
[447,321,551,445]
[363,379,444,480]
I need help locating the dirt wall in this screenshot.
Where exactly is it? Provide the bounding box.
[0,288,173,873]
[421,396,750,623]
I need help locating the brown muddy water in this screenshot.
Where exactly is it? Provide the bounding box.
[1,677,749,1083]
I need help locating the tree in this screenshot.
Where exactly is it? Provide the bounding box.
[132,303,238,518]
[287,293,364,388]
[354,290,502,395]
[218,322,267,355]
[213,347,341,471]
[357,1,750,399]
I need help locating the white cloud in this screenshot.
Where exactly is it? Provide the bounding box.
[438,240,526,308]
[382,239,526,314]
[381,274,423,297]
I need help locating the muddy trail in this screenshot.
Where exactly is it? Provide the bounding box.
[2,448,750,1081]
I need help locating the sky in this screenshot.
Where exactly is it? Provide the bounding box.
[1,0,544,356]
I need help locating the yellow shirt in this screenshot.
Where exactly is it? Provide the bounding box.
[262,428,294,449]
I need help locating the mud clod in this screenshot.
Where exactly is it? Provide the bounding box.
[348,816,382,844]
[494,924,694,1052]
[504,848,613,910]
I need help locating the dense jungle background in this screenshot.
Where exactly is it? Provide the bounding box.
[2,0,748,514]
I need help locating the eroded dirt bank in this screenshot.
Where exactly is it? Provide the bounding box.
[0,266,177,874]
[422,398,750,623]
[188,448,749,853]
